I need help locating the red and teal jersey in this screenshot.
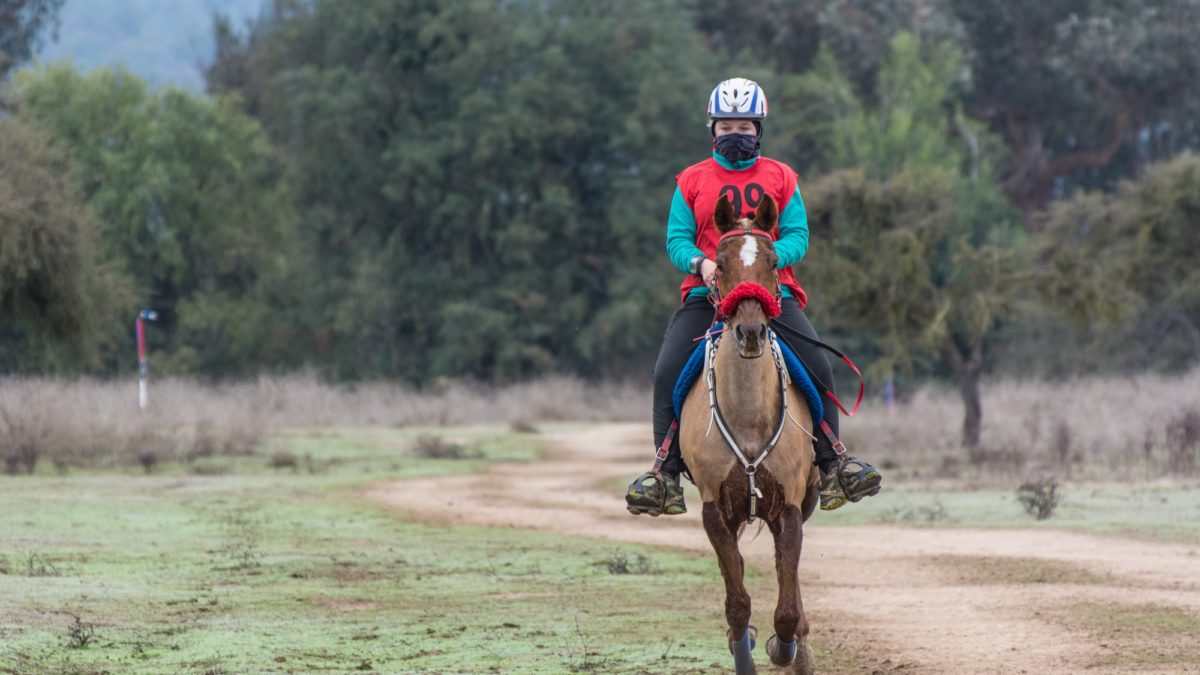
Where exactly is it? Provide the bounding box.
[669,154,808,305]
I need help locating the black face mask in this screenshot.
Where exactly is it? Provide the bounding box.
[714,132,761,163]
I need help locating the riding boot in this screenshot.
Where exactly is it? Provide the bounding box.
[815,434,883,511]
[626,447,687,517]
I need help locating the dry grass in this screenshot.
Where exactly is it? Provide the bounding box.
[837,368,1200,482]
[2,369,1197,478]
[0,378,267,473]
[0,375,645,472]
[249,374,646,428]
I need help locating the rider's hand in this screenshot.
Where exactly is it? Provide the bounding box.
[700,259,718,289]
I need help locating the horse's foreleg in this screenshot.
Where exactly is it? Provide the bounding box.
[766,504,815,672]
[800,477,819,523]
[701,501,756,672]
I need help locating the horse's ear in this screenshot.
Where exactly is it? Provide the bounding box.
[714,195,737,233]
[755,193,778,232]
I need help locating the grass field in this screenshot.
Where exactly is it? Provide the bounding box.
[599,474,1200,544]
[815,481,1200,543]
[3,423,1198,673]
[0,427,750,674]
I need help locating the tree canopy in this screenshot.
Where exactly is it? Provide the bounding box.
[0,0,61,82]
[11,64,300,374]
[951,0,1200,214]
[0,117,125,371]
[208,0,715,380]
[1,0,1197,453]
[1037,153,1200,369]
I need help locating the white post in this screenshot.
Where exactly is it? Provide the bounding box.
[136,310,157,410]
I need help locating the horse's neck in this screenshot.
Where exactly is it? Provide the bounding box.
[713,338,782,454]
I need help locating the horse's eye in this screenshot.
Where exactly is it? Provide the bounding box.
[716,260,726,271]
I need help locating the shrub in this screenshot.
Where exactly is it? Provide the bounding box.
[1016,478,1060,520]
[411,435,479,460]
[2,443,38,475]
[0,406,45,475]
[137,451,158,474]
[65,613,95,648]
[598,550,658,575]
[509,418,540,434]
[268,450,299,470]
[1165,410,1200,475]
[22,552,60,577]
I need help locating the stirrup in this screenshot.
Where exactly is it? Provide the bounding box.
[626,472,687,517]
[819,457,882,511]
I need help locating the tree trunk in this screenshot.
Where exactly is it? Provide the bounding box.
[943,337,985,456]
[959,366,983,457]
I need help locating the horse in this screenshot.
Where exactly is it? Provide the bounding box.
[678,193,819,675]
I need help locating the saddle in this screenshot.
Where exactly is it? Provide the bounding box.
[672,323,824,425]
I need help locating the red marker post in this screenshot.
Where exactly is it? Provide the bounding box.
[137,310,158,409]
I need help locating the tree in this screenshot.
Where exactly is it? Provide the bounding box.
[0,0,62,83]
[692,0,964,94]
[803,169,1023,452]
[0,118,128,371]
[1036,153,1200,370]
[950,0,1200,216]
[788,34,1023,451]
[776,34,988,178]
[12,64,301,374]
[209,0,715,381]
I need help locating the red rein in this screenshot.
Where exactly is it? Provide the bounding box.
[719,282,781,319]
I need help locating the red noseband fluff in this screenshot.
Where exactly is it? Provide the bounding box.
[719,282,781,319]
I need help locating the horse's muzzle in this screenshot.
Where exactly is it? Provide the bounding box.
[734,323,768,358]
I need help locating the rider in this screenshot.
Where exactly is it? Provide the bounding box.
[626,77,882,516]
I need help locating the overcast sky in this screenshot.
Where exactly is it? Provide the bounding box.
[35,0,264,90]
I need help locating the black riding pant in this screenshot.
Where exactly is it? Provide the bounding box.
[651,295,840,470]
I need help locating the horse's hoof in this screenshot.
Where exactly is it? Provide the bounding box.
[729,630,757,674]
[766,633,796,666]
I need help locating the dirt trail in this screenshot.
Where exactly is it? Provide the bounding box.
[367,423,1200,674]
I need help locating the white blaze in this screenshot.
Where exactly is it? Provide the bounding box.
[739,236,758,268]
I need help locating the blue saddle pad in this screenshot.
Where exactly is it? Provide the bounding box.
[672,324,824,427]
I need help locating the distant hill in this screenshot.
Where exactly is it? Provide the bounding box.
[34,0,264,90]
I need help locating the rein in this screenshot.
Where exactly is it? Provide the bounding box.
[708,228,865,420]
[769,320,865,418]
[701,229,791,521]
[697,226,863,520]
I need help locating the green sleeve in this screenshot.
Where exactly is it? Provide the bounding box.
[775,185,809,268]
[666,187,703,274]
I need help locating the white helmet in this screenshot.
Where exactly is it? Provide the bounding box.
[707,78,768,121]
